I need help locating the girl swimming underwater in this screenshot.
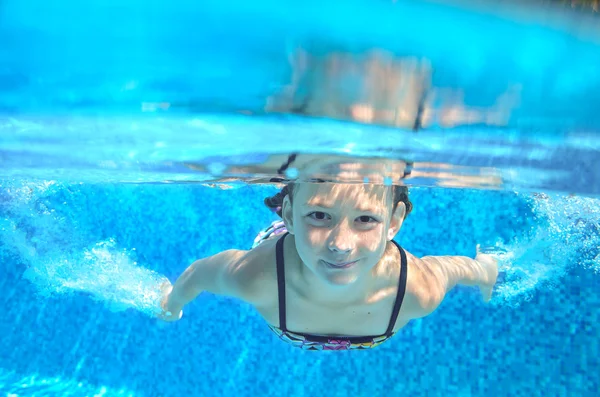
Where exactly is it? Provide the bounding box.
[159,179,498,351]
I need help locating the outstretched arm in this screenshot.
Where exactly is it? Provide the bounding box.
[422,251,499,302]
[397,250,499,324]
[160,249,249,321]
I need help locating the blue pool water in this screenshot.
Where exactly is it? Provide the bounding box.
[1,0,600,396]
[1,181,599,396]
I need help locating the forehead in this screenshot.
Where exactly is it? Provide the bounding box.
[294,183,392,211]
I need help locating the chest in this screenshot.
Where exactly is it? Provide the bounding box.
[257,284,402,337]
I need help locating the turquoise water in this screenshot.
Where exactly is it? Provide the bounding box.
[1,182,599,396]
[1,0,600,396]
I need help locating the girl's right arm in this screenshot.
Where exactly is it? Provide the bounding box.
[159,249,254,321]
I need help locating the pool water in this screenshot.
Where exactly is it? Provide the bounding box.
[1,181,598,396]
[1,0,600,396]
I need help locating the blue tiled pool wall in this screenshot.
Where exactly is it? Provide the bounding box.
[0,183,597,396]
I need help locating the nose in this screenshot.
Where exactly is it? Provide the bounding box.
[327,221,354,254]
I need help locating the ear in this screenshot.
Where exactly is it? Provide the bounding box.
[387,202,406,241]
[281,195,295,235]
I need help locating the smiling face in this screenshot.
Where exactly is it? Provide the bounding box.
[281,182,405,287]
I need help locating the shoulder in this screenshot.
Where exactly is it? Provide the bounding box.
[375,243,443,320]
[225,238,279,307]
[400,249,446,318]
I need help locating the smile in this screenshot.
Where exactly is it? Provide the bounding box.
[322,260,358,269]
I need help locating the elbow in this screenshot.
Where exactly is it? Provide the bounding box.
[422,293,443,315]
[413,284,444,317]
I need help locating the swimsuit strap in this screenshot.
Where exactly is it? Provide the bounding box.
[384,240,408,336]
[275,233,408,336]
[275,232,289,331]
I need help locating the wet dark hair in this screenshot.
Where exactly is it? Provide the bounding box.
[264,182,413,219]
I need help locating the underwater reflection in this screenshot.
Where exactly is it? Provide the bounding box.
[265,48,521,129]
[188,153,503,190]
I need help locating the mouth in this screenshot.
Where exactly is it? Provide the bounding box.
[322,260,358,269]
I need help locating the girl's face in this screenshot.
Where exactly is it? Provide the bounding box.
[282,182,405,287]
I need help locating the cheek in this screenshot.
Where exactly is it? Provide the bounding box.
[306,227,329,246]
[292,220,320,252]
[298,227,327,254]
[295,233,321,267]
[360,225,387,252]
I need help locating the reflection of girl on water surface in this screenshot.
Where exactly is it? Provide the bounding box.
[160,155,498,351]
[266,48,521,129]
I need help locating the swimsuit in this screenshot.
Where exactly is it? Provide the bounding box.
[254,222,408,350]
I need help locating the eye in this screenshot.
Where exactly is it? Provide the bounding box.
[307,211,331,221]
[356,215,379,224]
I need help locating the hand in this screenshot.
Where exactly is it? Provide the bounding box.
[158,280,183,322]
[475,246,499,302]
